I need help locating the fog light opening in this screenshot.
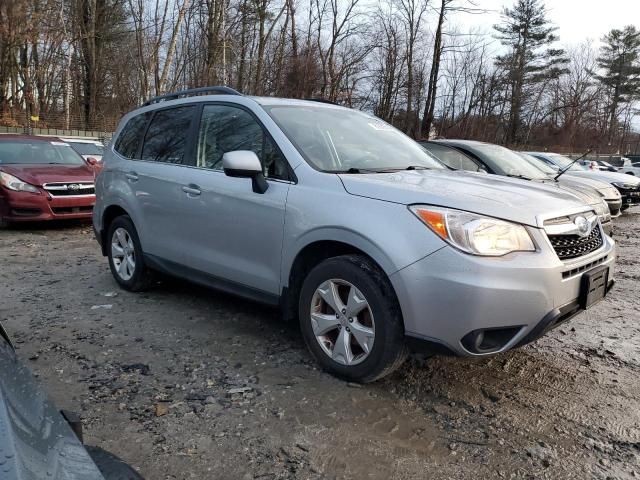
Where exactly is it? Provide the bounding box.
[461,326,523,354]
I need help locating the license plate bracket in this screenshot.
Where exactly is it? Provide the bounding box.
[580,266,609,309]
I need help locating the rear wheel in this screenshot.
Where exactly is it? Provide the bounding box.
[298,254,408,383]
[107,216,154,291]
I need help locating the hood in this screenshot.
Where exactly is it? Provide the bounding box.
[338,170,590,227]
[535,178,599,205]
[567,170,640,185]
[555,175,620,199]
[0,164,94,187]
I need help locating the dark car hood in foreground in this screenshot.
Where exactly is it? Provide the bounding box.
[339,169,589,228]
[0,334,104,480]
[0,164,94,187]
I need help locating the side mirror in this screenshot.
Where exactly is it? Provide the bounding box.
[222,150,268,194]
[86,157,99,166]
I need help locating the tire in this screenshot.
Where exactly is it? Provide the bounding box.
[86,446,144,480]
[0,217,8,228]
[621,204,630,212]
[106,215,154,291]
[298,254,408,383]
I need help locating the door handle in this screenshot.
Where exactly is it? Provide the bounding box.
[125,172,139,182]
[182,184,201,196]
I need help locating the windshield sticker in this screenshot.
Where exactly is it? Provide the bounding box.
[368,122,395,131]
[51,142,70,146]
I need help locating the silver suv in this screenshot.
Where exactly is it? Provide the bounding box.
[93,87,616,382]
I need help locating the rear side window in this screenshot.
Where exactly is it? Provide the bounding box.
[114,113,150,159]
[142,106,196,164]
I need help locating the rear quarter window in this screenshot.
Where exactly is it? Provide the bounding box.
[114,112,151,159]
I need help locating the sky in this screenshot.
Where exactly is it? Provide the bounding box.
[455,0,640,48]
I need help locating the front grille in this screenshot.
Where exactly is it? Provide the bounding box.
[548,228,603,260]
[43,182,95,197]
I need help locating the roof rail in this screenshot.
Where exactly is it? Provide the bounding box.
[142,86,242,107]
[303,98,340,106]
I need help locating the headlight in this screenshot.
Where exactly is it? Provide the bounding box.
[611,182,638,189]
[597,187,620,199]
[409,206,535,256]
[0,172,40,193]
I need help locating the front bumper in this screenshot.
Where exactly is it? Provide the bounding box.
[0,188,94,222]
[391,227,616,357]
[605,198,622,217]
[616,185,640,207]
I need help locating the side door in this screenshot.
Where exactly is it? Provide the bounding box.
[178,103,293,298]
[129,104,198,264]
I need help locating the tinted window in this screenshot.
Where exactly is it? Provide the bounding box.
[142,106,196,164]
[114,113,150,159]
[196,105,290,180]
[422,143,482,172]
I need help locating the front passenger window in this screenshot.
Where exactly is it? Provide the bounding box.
[196,105,290,180]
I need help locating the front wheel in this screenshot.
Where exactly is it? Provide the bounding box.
[298,254,408,383]
[107,216,154,291]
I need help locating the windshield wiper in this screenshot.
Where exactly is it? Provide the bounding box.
[337,165,432,174]
[505,173,532,180]
[554,148,592,181]
[404,165,431,171]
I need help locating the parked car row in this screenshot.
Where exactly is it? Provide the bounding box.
[578,157,640,177]
[528,151,640,211]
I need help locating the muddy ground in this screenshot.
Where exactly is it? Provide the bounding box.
[1,213,639,480]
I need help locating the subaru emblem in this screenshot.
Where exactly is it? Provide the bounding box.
[574,216,590,237]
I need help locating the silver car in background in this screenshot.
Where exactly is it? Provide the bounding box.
[527,151,640,212]
[93,88,616,382]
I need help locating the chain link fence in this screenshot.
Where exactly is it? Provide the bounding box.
[0,109,116,144]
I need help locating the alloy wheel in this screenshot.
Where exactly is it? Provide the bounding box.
[310,279,375,366]
[111,227,136,281]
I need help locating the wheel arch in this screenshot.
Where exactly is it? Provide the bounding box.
[100,204,131,255]
[281,233,400,323]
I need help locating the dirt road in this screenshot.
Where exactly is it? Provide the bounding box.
[1,214,639,479]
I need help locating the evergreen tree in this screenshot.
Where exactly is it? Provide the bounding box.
[595,25,640,141]
[494,0,568,144]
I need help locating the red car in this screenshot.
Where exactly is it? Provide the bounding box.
[0,135,98,226]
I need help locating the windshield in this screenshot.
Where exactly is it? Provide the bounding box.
[0,140,86,165]
[68,142,104,156]
[517,152,558,174]
[265,105,445,172]
[470,144,547,180]
[548,153,587,171]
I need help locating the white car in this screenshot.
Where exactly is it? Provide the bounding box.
[59,137,105,162]
[619,158,640,176]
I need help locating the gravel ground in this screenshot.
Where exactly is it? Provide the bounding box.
[1,213,639,479]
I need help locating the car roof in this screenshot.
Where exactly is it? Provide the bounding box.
[133,94,349,113]
[59,137,103,145]
[0,134,64,142]
[431,139,492,147]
